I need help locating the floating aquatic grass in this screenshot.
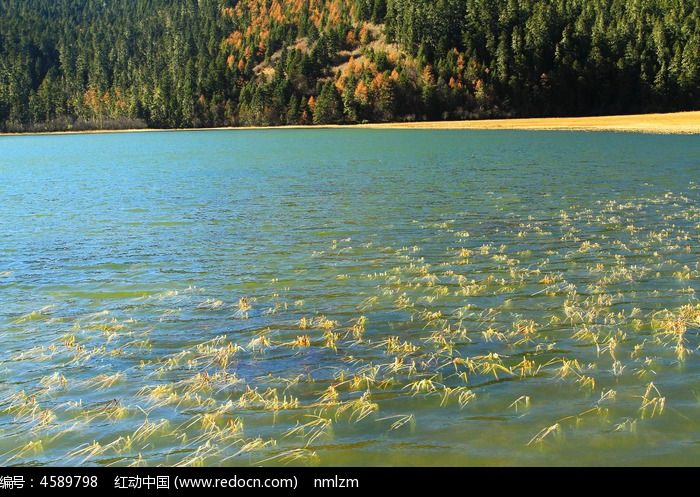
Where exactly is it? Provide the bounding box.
[66,440,106,464]
[222,437,277,462]
[378,413,416,432]
[638,382,666,419]
[284,414,333,446]
[2,439,45,464]
[256,447,318,466]
[131,418,171,444]
[440,386,476,408]
[335,392,379,422]
[527,423,561,446]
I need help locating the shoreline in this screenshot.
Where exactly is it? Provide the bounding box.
[2,110,699,136]
[357,110,700,134]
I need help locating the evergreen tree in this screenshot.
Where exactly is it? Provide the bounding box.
[313,80,343,124]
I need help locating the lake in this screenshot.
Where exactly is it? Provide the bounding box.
[1,129,699,466]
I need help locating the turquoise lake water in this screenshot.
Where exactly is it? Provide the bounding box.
[0,129,699,466]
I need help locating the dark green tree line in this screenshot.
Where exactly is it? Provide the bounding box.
[1,0,698,131]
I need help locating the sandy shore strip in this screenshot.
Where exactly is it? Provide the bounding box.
[357,111,700,134]
[2,111,698,136]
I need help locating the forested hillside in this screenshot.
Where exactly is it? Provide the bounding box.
[1,0,698,131]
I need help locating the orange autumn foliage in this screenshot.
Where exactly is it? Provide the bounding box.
[354,79,368,103]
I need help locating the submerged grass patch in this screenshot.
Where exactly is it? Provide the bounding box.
[1,181,699,466]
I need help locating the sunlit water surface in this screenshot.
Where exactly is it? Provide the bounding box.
[1,129,699,466]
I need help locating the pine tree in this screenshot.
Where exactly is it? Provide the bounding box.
[313,80,343,124]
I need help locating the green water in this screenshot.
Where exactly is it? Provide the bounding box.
[1,129,699,467]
